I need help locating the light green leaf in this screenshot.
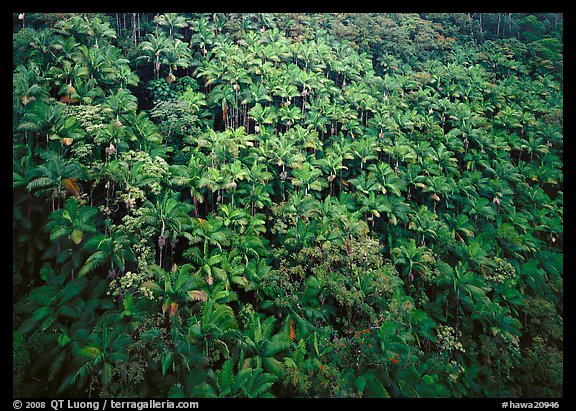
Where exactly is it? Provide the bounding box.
[71,229,83,244]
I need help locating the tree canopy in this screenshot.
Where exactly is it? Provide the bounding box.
[13,12,562,399]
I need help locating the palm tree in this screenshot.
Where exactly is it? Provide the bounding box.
[15,271,113,395]
[102,88,138,120]
[45,197,99,278]
[463,148,493,175]
[443,213,475,244]
[456,239,493,270]
[185,215,230,250]
[367,162,406,196]
[408,205,442,246]
[284,125,322,154]
[278,104,303,131]
[189,298,240,362]
[70,41,98,77]
[290,162,327,197]
[169,157,206,217]
[74,313,131,393]
[382,137,418,170]
[344,80,378,127]
[316,153,348,196]
[143,264,207,318]
[66,76,105,105]
[357,191,387,228]
[454,171,483,203]
[248,103,276,134]
[391,239,428,282]
[197,129,228,168]
[237,183,273,217]
[429,143,459,177]
[379,195,411,227]
[209,82,238,130]
[13,146,41,231]
[280,191,322,230]
[215,204,250,233]
[230,230,268,265]
[420,175,455,211]
[239,312,291,378]
[155,13,189,39]
[217,248,249,292]
[13,63,51,119]
[78,223,136,277]
[183,239,226,286]
[244,259,273,311]
[193,358,277,398]
[138,32,169,80]
[305,100,331,134]
[123,111,163,150]
[17,100,83,149]
[17,266,89,336]
[436,260,490,324]
[480,177,515,213]
[348,173,380,196]
[521,134,550,162]
[141,191,193,269]
[199,167,225,207]
[465,195,497,222]
[98,156,160,210]
[238,158,273,215]
[189,15,217,54]
[25,27,62,68]
[26,149,86,212]
[220,160,249,207]
[272,80,300,107]
[161,37,191,80]
[110,61,140,90]
[258,133,306,200]
[56,14,117,48]
[398,163,424,201]
[182,216,230,284]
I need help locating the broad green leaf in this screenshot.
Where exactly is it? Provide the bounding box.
[80,346,101,359]
[71,229,83,244]
[162,352,174,376]
[364,373,391,398]
[421,374,434,385]
[50,227,70,241]
[354,375,367,392]
[57,333,71,347]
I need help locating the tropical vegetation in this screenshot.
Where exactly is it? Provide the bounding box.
[13,12,563,398]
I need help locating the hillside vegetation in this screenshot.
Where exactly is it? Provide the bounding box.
[13,12,563,398]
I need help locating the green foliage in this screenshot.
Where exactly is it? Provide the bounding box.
[13,331,30,396]
[13,12,562,398]
[193,358,278,398]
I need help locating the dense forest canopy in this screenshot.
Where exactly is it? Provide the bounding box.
[13,12,563,398]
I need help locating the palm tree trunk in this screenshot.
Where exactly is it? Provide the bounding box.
[133,13,137,46]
